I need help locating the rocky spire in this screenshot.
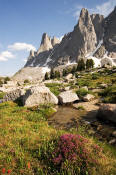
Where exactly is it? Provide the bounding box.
[37,33,53,54]
[73,8,97,58]
[51,36,60,47]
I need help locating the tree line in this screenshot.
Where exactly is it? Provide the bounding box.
[45,58,94,80]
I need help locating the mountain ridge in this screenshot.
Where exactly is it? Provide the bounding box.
[13,7,116,81]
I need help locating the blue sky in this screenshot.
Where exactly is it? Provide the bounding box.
[0,0,116,76]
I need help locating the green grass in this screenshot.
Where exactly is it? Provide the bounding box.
[99,84,116,103]
[0,101,116,174]
[0,92,6,99]
[45,83,62,96]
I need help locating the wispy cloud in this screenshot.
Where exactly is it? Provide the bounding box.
[8,42,36,51]
[74,0,116,19]
[0,51,15,61]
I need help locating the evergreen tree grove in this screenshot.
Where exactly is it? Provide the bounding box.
[77,59,85,71]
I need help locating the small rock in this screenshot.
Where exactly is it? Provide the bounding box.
[83,94,95,102]
[97,125,103,131]
[100,83,108,88]
[65,74,73,80]
[64,86,70,91]
[109,139,116,145]
[112,131,116,137]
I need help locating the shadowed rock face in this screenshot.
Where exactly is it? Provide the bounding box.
[103,6,116,53]
[91,14,104,43]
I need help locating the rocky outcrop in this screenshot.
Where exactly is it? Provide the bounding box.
[58,91,79,104]
[97,104,116,123]
[23,86,58,107]
[24,8,98,68]
[37,33,53,54]
[16,6,116,80]
[12,67,46,82]
[51,36,60,47]
[2,89,25,102]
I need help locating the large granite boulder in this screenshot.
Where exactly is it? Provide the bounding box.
[58,91,79,104]
[23,86,58,107]
[2,89,25,102]
[97,104,116,123]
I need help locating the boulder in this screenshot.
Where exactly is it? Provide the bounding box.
[83,94,95,102]
[2,89,25,102]
[65,74,73,80]
[97,104,116,123]
[64,86,70,91]
[23,86,58,107]
[58,91,79,104]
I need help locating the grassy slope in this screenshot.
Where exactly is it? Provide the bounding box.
[0,102,116,174]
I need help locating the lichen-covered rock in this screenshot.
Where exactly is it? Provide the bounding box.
[23,86,58,107]
[58,91,79,104]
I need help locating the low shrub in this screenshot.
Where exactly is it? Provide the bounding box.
[76,88,88,98]
[24,79,30,84]
[39,134,107,175]
[99,84,116,103]
[77,105,85,110]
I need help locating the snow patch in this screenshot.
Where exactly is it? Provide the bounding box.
[42,67,50,74]
[66,60,77,66]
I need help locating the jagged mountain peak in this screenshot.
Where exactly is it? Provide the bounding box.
[24,7,116,71]
[51,36,60,47]
[37,33,53,54]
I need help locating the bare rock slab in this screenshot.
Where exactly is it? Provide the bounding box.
[23,86,58,107]
[58,91,79,104]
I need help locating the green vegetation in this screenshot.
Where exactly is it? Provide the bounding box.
[4,77,10,84]
[24,79,30,84]
[76,88,88,98]
[99,84,116,103]
[86,59,94,69]
[45,72,49,80]
[0,92,6,99]
[77,59,85,71]
[0,101,116,174]
[45,83,61,96]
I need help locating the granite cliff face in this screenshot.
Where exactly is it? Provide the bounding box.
[104,7,116,54]
[16,7,116,81]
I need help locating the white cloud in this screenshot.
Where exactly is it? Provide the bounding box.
[8,42,36,51]
[74,0,116,18]
[94,0,116,16]
[0,51,15,61]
